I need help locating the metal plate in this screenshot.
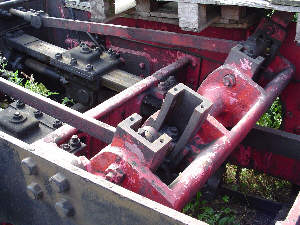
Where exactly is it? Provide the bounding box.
[0,131,203,225]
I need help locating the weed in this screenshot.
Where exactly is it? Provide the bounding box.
[183,192,239,225]
[257,97,282,129]
[0,56,58,98]
[62,97,75,106]
[224,164,292,202]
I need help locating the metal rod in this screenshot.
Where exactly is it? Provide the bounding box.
[40,57,191,144]
[0,77,116,144]
[170,58,294,210]
[25,58,61,81]
[0,0,27,7]
[9,8,237,54]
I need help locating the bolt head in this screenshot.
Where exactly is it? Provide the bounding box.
[223,74,236,87]
[49,173,69,193]
[27,182,43,200]
[34,110,43,118]
[70,58,77,66]
[62,143,71,151]
[55,53,62,60]
[53,120,62,128]
[70,135,81,148]
[55,199,75,217]
[21,157,38,175]
[86,64,93,71]
[16,100,25,108]
[13,111,23,120]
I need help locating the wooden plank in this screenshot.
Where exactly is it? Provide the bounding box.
[221,5,246,20]
[90,0,115,22]
[269,0,300,7]
[178,2,220,31]
[295,13,300,43]
[158,0,300,12]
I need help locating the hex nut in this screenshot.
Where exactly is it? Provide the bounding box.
[27,182,43,200]
[49,173,70,193]
[21,157,38,175]
[223,74,236,87]
[55,199,75,217]
[55,53,62,60]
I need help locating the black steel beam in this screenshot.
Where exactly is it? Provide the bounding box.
[242,125,300,161]
[0,77,116,144]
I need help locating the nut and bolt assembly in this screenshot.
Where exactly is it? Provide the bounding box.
[49,172,70,193]
[223,74,236,87]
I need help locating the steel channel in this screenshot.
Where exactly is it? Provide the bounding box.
[41,17,236,54]
[0,77,115,144]
[5,7,237,54]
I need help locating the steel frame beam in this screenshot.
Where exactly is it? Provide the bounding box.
[9,8,238,54]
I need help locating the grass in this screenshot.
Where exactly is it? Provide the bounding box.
[183,192,239,225]
[224,164,292,203]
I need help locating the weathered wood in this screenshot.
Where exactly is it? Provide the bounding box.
[295,13,300,43]
[158,0,300,12]
[178,2,220,31]
[136,0,159,13]
[90,0,115,22]
[221,5,246,20]
[269,0,300,7]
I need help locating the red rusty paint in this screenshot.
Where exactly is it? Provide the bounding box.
[30,9,300,224]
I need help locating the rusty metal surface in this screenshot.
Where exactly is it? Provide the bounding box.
[0,132,205,225]
[9,8,238,54]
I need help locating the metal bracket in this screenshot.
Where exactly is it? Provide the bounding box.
[114,113,173,170]
[151,83,213,163]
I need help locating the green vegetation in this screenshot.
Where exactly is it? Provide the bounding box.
[62,97,75,106]
[224,164,292,202]
[0,56,58,97]
[183,192,239,225]
[256,97,282,129]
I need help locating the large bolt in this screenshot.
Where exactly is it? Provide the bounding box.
[55,199,75,217]
[70,58,77,66]
[13,111,23,120]
[16,100,25,108]
[62,143,71,151]
[27,182,43,200]
[53,120,62,128]
[138,126,158,143]
[55,53,62,60]
[33,110,43,118]
[223,74,236,87]
[70,135,81,148]
[86,64,93,71]
[49,173,70,193]
[21,157,38,175]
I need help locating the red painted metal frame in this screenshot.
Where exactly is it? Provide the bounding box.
[3,5,300,225]
[28,12,297,213]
